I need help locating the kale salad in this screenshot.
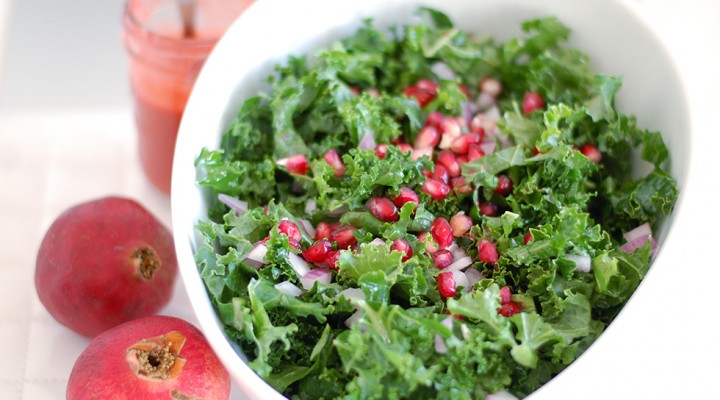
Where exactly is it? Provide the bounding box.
[193,8,678,400]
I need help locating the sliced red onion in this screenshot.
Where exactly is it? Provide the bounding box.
[486,391,518,400]
[620,236,658,254]
[245,243,268,269]
[477,141,496,156]
[566,254,592,273]
[475,92,496,111]
[431,61,456,80]
[218,193,248,214]
[447,242,466,260]
[445,256,473,272]
[461,102,474,126]
[498,134,513,149]
[623,223,652,243]
[369,238,386,246]
[358,130,376,150]
[336,288,365,302]
[304,199,317,215]
[483,105,501,124]
[345,309,363,328]
[274,281,304,297]
[300,267,332,290]
[464,268,485,288]
[460,323,471,340]
[325,205,348,217]
[297,218,316,239]
[451,270,471,292]
[288,252,311,278]
[435,316,453,354]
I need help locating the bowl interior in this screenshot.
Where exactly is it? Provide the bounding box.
[172,0,690,398]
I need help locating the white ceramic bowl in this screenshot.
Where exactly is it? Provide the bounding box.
[172,0,690,399]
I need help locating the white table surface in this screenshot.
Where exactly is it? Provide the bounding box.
[0,1,719,399]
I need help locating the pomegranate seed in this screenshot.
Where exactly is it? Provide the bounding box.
[432,249,453,269]
[451,176,473,194]
[278,219,302,242]
[450,133,481,154]
[302,239,333,263]
[288,238,302,250]
[390,238,414,262]
[325,250,341,271]
[438,272,457,298]
[350,86,360,96]
[421,168,432,178]
[480,77,502,98]
[478,201,498,217]
[450,212,473,237]
[459,84,472,99]
[330,226,357,249]
[397,143,413,154]
[414,125,440,149]
[425,111,444,128]
[393,187,419,210]
[366,88,380,97]
[498,301,522,317]
[523,232,533,244]
[314,222,335,241]
[522,91,545,115]
[375,144,388,159]
[499,285,512,305]
[368,197,399,222]
[277,154,309,174]
[412,147,434,161]
[470,114,492,135]
[478,239,499,263]
[418,231,439,254]
[391,136,404,145]
[467,144,485,161]
[422,178,451,201]
[580,144,602,163]
[437,150,461,177]
[495,174,513,196]
[430,217,454,249]
[323,149,346,177]
[432,164,450,184]
[456,155,469,165]
[404,79,438,107]
[440,118,462,138]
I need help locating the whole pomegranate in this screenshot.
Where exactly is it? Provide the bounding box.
[67,315,230,400]
[35,196,177,337]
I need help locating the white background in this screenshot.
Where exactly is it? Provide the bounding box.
[0,0,718,399]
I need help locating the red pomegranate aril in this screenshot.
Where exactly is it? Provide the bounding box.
[375,144,388,159]
[523,232,533,244]
[456,155,469,165]
[451,133,481,155]
[450,212,473,237]
[495,174,513,196]
[330,226,357,249]
[390,238,414,262]
[422,178,451,201]
[580,144,602,163]
[278,220,302,242]
[437,150,461,177]
[459,84,472,99]
[438,272,457,298]
[480,77,502,98]
[451,176,473,194]
[393,187,419,210]
[478,239,499,263]
[468,144,485,161]
[414,125,440,149]
[397,143,413,155]
[432,249,453,269]
[287,238,302,250]
[498,301,522,317]
[314,222,335,241]
[325,250,341,271]
[404,79,438,108]
[418,231,439,254]
[478,201,499,217]
[368,197,399,223]
[323,149,346,177]
[426,111,444,128]
[431,217,454,249]
[499,285,512,305]
[432,164,450,184]
[302,239,333,263]
[412,147,434,161]
[277,154,309,175]
[522,91,545,115]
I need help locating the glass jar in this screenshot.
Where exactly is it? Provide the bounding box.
[123,0,253,194]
